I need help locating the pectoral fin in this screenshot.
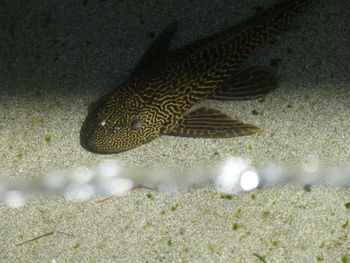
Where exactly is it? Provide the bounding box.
[168,107,260,138]
[133,22,178,74]
[209,66,278,100]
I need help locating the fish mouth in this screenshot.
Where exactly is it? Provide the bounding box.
[79,129,100,153]
[80,134,120,154]
[79,118,106,154]
[79,124,126,154]
[79,132,96,153]
[81,142,128,154]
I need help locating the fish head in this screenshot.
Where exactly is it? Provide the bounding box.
[80,90,164,154]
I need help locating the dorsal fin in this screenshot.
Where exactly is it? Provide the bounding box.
[133,22,178,74]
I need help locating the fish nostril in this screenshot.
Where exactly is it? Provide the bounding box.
[97,107,107,118]
[113,124,123,131]
[130,118,143,130]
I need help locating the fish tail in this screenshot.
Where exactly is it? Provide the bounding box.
[251,0,316,36]
[234,0,317,51]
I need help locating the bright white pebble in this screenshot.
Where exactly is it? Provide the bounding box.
[64,183,95,201]
[98,178,133,195]
[240,170,259,191]
[96,159,121,178]
[71,166,95,184]
[215,157,249,193]
[5,190,25,208]
[301,155,320,173]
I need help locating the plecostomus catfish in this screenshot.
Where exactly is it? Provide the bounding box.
[80,0,316,153]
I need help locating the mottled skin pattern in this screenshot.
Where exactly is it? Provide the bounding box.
[80,0,316,153]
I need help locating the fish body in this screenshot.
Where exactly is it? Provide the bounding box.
[80,0,316,153]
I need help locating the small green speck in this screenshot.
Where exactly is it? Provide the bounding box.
[286,104,292,108]
[344,202,350,209]
[270,132,276,137]
[250,194,256,200]
[16,151,24,159]
[207,244,215,252]
[341,220,348,228]
[183,247,189,253]
[160,210,166,215]
[72,243,80,249]
[262,210,270,218]
[295,205,306,209]
[341,255,348,263]
[220,194,233,200]
[135,200,141,205]
[146,193,154,200]
[251,109,259,115]
[316,255,324,261]
[318,241,325,248]
[170,203,179,211]
[234,208,242,218]
[303,184,311,192]
[44,135,51,143]
[142,220,152,229]
[178,228,185,235]
[258,97,265,103]
[272,240,279,246]
[232,223,239,230]
[167,239,172,246]
[269,58,282,67]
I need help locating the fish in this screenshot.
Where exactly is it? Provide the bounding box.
[80,0,316,154]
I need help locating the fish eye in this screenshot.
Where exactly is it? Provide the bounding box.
[130,118,143,130]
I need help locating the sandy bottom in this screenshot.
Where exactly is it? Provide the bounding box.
[0,0,349,262]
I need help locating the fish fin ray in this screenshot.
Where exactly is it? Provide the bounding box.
[168,107,261,138]
[209,66,278,100]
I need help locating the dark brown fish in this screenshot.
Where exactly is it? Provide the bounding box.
[80,0,316,153]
